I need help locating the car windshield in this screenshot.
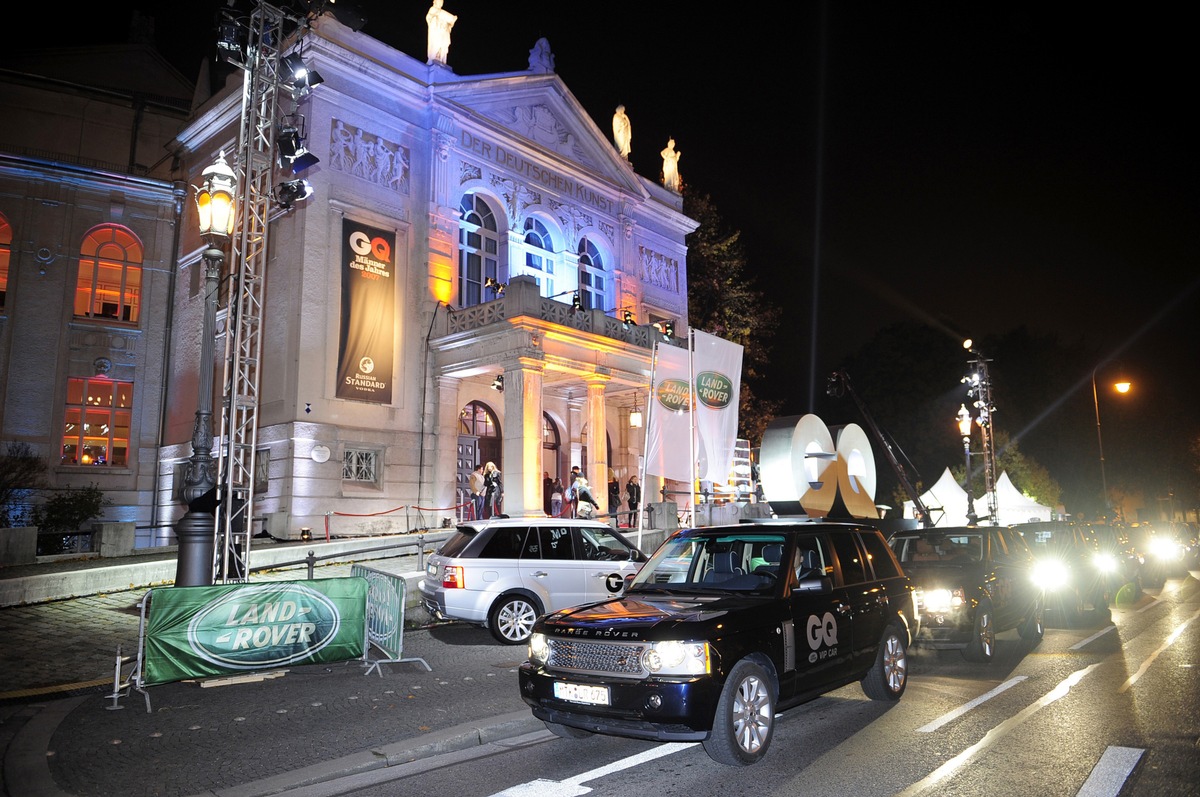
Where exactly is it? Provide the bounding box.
[892,532,983,564]
[627,532,790,594]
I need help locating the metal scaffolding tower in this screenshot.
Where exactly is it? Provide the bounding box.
[214,1,290,582]
[963,347,999,524]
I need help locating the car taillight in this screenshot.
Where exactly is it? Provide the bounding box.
[442,565,465,589]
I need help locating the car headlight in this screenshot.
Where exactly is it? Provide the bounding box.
[1093,553,1118,574]
[1148,538,1182,562]
[528,632,549,665]
[918,587,964,614]
[1033,559,1071,591]
[641,641,710,675]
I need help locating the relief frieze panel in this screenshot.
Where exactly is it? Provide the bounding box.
[329,119,410,194]
[639,246,680,293]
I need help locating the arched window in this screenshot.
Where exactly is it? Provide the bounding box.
[75,226,144,323]
[577,237,608,311]
[458,193,500,308]
[0,212,11,310]
[519,217,556,295]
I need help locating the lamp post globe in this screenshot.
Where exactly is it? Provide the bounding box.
[957,404,977,525]
[175,151,236,588]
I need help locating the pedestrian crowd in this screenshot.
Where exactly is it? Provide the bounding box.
[468,462,642,526]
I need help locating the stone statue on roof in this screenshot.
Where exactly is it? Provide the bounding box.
[426,0,457,65]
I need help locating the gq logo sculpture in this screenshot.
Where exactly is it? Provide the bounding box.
[759,414,879,519]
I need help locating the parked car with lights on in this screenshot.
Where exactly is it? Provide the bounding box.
[518,521,916,766]
[1016,521,1112,625]
[419,517,645,644]
[889,526,1044,662]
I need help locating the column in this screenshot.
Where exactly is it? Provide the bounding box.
[584,374,610,515]
[501,360,544,516]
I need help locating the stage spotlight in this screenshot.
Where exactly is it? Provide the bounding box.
[491,374,504,392]
[277,124,320,174]
[484,277,507,296]
[622,309,635,328]
[275,179,313,208]
[571,292,581,313]
[281,52,324,98]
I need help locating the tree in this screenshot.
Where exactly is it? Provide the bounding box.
[31,484,111,534]
[683,191,783,445]
[0,443,47,527]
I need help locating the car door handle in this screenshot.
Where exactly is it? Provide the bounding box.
[837,603,852,615]
[531,571,549,578]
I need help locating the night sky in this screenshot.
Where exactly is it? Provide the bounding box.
[53,1,1199,508]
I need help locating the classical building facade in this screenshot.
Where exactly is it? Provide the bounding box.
[0,42,193,540]
[158,10,694,542]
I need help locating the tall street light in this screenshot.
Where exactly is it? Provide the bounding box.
[957,404,978,525]
[1092,366,1132,520]
[175,152,236,587]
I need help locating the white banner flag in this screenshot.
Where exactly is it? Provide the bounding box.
[693,330,743,485]
[644,342,694,482]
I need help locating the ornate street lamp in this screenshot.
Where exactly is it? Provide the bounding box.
[175,152,237,587]
[957,403,977,525]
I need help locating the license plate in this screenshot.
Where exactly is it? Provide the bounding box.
[427,563,437,577]
[553,681,610,705]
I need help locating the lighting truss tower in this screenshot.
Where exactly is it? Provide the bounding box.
[214,1,290,582]
[963,349,998,524]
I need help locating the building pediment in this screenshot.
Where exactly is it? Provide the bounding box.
[433,73,644,195]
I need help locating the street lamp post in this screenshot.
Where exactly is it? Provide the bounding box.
[175,152,237,587]
[957,404,978,525]
[1091,367,1132,519]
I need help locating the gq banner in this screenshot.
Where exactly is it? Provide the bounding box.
[142,578,368,686]
[337,219,395,402]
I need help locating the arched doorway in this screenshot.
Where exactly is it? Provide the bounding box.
[458,401,501,520]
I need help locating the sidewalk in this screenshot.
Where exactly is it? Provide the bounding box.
[0,553,543,797]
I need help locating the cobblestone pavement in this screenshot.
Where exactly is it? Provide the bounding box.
[0,558,543,797]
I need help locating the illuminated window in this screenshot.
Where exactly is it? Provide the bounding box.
[577,237,608,311]
[458,193,500,308]
[0,213,10,309]
[61,377,132,467]
[459,400,498,437]
[516,216,557,295]
[342,448,378,483]
[74,226,144,323]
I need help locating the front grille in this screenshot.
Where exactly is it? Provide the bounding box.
[547,638,647,677]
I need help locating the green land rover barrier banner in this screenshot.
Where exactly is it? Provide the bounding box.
[143,578,368,686]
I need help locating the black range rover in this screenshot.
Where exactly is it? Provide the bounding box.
[517,521,916,765]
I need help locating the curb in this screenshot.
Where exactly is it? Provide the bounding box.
[183,711,545,797]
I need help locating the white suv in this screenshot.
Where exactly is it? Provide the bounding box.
[418,517,646,644]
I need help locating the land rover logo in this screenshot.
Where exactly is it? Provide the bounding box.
[695,371,733,409]
[187,584,342,669]
[656,378,693,413]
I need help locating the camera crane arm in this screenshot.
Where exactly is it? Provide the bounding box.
[826,369,934,528]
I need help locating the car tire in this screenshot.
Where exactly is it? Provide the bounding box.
[861,625,908,701]
[701,660,775,766]
[1062,588,1086,627]
[962,600,996,662]
[488,593,542,645]
[545,721,593,739]
[1018,597,1045,643]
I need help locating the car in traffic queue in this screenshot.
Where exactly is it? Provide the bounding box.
[418,517,646,644]
[889,525,1044,662]
[517,521,916,766]
[1126,522,1191,588]
[1014,521,1113,625]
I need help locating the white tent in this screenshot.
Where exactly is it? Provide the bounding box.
[902,468,1052,526]
[993,471,1053,525]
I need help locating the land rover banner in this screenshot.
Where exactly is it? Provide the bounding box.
[336,219,395,402]
[142,578,368,686]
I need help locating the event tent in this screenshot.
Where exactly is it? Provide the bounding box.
[902,467,1052,526]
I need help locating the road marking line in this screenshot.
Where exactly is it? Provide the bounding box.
[1071,625,1117,650]
[1075,746,1144,797]
[896,663,1100,797]
[916,676,1027,732]
[1118,606,1200,693]
[489,741,695,796]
